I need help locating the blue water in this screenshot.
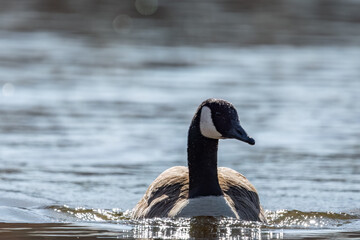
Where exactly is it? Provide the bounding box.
[0,1,360,238]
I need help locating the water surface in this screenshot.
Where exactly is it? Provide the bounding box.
[0,1,360,239]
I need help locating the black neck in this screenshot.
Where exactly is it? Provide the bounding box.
[187,122,223,198]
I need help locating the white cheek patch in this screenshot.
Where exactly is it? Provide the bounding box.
[200,106,222,139]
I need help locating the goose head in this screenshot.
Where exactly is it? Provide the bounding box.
[198,98,255,145]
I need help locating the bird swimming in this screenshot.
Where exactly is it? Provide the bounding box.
[132,98,265,222]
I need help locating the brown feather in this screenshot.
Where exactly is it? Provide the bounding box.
[132,166,265,222]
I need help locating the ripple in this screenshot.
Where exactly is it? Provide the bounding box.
[47,205,129,222]
[266,210,358,228]
[48,205,359,231]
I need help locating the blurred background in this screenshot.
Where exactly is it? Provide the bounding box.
[0,0,359,236]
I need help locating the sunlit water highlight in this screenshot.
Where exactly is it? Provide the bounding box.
[25,205,359,239]
[47,205,359,229]
[0,30,359,239]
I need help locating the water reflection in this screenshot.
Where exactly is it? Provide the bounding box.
[135,0,159,16]
[0,0,359,239]
[1,222,359,240]
[2,83,15,97]
[112,14,132,33]
[132,217,277,239]
[41,205,359,239]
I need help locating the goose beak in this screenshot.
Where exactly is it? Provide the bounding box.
[226,122,255,145]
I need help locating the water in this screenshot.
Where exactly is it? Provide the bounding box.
[1,1,360,239]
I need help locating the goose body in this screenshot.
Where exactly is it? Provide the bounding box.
[132,99,265,222]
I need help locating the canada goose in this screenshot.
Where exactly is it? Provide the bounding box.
[132,98,265,222]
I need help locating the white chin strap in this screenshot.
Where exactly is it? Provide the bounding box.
[199,106,222,139]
